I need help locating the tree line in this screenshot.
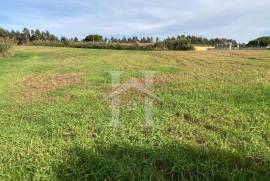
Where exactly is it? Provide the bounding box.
[0,27,247,50]
[247,36,270,47]
[0,27,60,44]
[84,35,155,43]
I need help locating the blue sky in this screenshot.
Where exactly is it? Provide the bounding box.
[1,0,269,42]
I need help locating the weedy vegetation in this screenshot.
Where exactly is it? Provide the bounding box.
[0,46,270,180]
[0,37,15,57]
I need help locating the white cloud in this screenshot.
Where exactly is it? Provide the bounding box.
[0,0,269,42]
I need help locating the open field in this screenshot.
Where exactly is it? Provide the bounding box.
[0,46,270,180]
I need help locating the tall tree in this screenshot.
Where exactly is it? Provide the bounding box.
[84,34,103,42]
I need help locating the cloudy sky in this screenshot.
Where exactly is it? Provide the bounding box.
[0,0,269,42]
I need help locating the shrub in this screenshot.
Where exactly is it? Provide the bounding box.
[0,37,15,57]
[29,41,155,51]
[29,39,194,51]
[155,38,194,50]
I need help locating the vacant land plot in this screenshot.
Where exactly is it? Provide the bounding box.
[0,46,270,180]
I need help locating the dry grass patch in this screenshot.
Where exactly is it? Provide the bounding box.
[153,73,202,84]
[0,38,15,57]
[16,73,81,101]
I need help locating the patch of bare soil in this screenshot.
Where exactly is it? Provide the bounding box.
[16,73,81,101]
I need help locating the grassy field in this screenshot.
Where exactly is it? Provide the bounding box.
[0,46,270,180]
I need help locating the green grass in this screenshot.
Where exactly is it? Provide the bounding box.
[0,46,270,180]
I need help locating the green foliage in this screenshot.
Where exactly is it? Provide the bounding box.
[248,36,270,47]
[155,37,194,50]
[0,27,58,45]
[30,40,155,50]
[30,38,194,51]
[0,37,15,57]
[84,34,103,42]
[0,27,241,51]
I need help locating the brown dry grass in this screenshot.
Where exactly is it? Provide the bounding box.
[16,73,81,101]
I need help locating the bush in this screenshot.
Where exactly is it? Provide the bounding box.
[0,37,15,57]
[30,41,155,51]
[29,40,195,51]
[155,39,194,50]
